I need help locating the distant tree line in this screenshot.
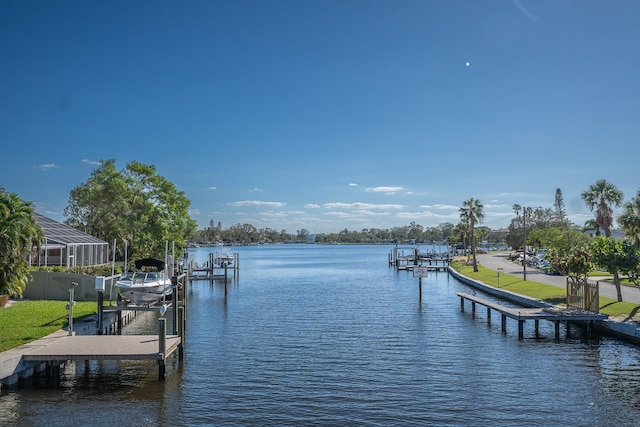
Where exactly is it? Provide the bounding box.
[190,220,508,247]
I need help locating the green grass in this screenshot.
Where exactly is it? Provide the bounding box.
[450,261,640,320]
[0,300,98,352]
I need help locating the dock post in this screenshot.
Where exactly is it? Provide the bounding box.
[97,289,104,335]
[116,295,123,335]
[534,320,540,337]
[518,320,524,340]
[460,297,465,312]
[158,317,166,381]
[51,363,61,388]
[235,252,239,273]
[501,314,507,332]
[178,305,185,361]
[471,301,476,315]
[183,274,188,317]
[171,275,178,335]
[418,278,422,303]
[486,307,491,324]
[554,321,560,340]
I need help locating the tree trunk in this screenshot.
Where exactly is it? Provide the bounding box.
[614,271,623,302]
[471,231,478,272]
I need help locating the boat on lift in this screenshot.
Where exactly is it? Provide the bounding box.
[115,258,173,306]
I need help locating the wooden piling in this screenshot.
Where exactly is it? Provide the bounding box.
[97,290,104,335]
[178,305,184,361]
[158,317,166,381]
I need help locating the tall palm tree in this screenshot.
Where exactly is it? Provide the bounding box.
[459,198,484,272]
[0,188,44,297]
[458,211,470,262]
[619,189,640,247]
[581,179,623,238]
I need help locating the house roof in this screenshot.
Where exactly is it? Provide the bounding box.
[34,212,107,246]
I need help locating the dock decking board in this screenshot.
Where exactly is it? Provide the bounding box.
[22,335,182,362]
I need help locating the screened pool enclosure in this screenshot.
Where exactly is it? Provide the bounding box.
[31,212,109,267]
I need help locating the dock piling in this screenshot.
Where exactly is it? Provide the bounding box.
[158,317,166,381]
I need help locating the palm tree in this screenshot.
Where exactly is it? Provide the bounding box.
[458,211,470,262]
[619,189,640,247]
[0,188,44,297]
[459,198,485,272]
[581,179,623,238]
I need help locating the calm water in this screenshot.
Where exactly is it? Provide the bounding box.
[3,244,640,426]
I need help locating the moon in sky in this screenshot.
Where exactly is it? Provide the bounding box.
[466,62,470,67]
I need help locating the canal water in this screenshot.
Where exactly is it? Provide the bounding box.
[3,244,640,426]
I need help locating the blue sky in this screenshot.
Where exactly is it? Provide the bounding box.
[1,1,639,234]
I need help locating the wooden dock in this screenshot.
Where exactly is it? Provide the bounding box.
[23,334,181,362]
[456,292,608,340]
[1,273,189,388]
[388,246,450,271]
[188,250,239,281]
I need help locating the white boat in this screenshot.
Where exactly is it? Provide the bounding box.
[211,244,234,268]
[115,258,173,306]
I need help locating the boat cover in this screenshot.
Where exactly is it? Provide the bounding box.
[134,258,166,271]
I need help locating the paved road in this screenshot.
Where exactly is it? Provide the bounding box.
[476,252,640,304]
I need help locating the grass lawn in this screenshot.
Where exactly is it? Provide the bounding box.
[451,261,640,320]
[0,300,98,352]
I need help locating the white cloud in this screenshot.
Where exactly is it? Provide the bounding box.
[81,159,102,166]
[366,186,404,194]
[349,183,358,187]
[325,210,390,218]
[34,164,59,171]
[208,186,217,190]
[227,200,286,207]
[305,203,321,208]
[396,211,459,220]
[323,202,405,210]
[420,204,459,210]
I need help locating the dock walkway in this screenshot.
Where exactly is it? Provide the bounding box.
[457,292,608,340]
[22,334,181,362]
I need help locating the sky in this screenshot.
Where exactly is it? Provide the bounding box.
[1,0,639,234]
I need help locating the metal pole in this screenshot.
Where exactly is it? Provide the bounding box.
[523,207,527,281]
[68,282,78,336]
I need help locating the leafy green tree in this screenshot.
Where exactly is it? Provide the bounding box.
[65,159,196,260]
[65,159,129,245]
[590,236,637,302]
[437,222,455,242]
[460,198,484,272]
[618,189,640,247]
[581,179,624,238]
[0,188,44,296]
[618,243,640,286]
[546,246,593,284]
[528,226,590,256]
[540,225,592,283]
